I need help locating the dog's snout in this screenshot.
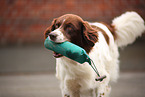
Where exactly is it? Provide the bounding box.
[48,29,67,43]
[49,33,57,40]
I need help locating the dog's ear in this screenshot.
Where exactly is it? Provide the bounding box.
[44,18,57,39]
[81,21,98,47]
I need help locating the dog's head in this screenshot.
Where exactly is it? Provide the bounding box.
[44,14,98,57]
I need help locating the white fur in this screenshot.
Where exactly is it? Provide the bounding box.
[89,22,119,82]
[112,11,145,47]
[50,28,68,43]
[54,11,145,97]
[56,23,119,97]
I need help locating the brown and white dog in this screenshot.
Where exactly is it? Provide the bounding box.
[44,11,145,97]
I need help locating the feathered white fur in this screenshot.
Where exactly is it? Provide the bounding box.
[56,23,119,97]
[112,11,145,47]
[54,11,145,97]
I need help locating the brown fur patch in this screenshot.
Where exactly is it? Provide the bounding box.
[101,22,117,40]
[44,14,99,53]
[91,25,110,45]
[82,21,98,53]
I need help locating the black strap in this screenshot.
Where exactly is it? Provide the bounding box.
[89,59,106,81]
[89,59,100,77]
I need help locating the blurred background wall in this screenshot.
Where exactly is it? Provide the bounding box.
[0,0,145,74]
[0,0,145,46]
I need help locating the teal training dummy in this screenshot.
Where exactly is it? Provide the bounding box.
[44,37,106,81]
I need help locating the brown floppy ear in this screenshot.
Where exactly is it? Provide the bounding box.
[44,18,57,39]
[82,21,98,47]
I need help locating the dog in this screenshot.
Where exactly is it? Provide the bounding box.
[44,11,145,97]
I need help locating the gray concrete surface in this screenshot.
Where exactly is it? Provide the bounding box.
[0,40,145,73]
[0,45,55,73]
[0,72,145,97]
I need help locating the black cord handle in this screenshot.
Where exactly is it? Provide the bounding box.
[89,59,106,82]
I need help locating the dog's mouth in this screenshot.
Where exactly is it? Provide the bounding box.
[53,52,63,58]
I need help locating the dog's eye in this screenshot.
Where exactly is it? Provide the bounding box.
[55,24,60,29]
[66,26,72,30]
[65,24,73,31]
[65,26,74,35]
[64,24,74,34]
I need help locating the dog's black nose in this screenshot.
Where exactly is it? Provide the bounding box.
[49,33,57,41]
